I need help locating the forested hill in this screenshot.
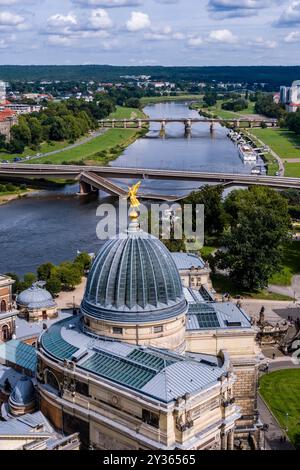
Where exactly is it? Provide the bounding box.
[1,65,300,86]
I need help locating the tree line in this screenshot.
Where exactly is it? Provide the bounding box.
[6,252,92,297]
[177,185,293,291]
[1,86,145,154]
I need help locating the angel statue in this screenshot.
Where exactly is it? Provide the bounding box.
[128,181,141,208]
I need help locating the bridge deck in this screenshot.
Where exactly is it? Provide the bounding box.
[0,163,299,193]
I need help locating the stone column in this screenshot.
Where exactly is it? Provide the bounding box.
[111,119,115,128]
[221,432,227,450]
[123,120,127,128]
[227,430,234,450]
[138,120,142,129]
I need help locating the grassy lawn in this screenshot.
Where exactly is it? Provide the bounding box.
[211,273,293,301]
[251,128,300,159]
[141,94,202,105]
[32,128,143,165]
[284,163,300,177]
[237,102,256,115]
[259,370,300,448]
[0,139,72,162]
[269,241,300,286]
[108,106,146,119]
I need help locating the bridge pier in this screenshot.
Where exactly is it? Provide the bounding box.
[111,119,115,129]
[249,121,253,128]
[184,119,192,137]
[123,120,127,129]
[78,180,93,196]
[138,119,142,129]
[160,120,166,137]
[210,122,214,133]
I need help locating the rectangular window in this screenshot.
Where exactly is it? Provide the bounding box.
[75,381,89,397]
[113,327,123,335]
[153,325,163,334]
[142,409,159,428]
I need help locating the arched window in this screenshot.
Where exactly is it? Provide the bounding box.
[45,369,60,391]
[2,325,9,341]
[0,300,7,313]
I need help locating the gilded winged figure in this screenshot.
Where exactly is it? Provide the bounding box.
[128,181,141,208]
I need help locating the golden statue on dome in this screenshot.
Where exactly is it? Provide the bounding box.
[128,181,141,208]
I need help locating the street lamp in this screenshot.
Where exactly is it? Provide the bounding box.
[285,412,289,433]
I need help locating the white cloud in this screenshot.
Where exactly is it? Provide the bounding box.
[208,0,277,18]
[143,25,185,41]
[89,9,113,28]
[277,1,300,26]
[250,37,278,48]
[187,36,203,48]
[73,0,141,7]
[285,30,300,42]
[48,35,74,47]
[0,11,25,26]
[126,11,151,31]
[208,29,238,43]
[47,13,78,28]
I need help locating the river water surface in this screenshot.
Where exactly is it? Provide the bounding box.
[0,101,259,275]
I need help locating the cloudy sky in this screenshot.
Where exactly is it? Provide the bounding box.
[0,0,300,65]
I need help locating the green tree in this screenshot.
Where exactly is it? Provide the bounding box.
[220,187,291,290]
[203,92,217,107]
[37,262,55,281]
[183,185,225,236]
[46,276,62,296]
[21,272,37,290]
[11,119,31,146]
[75,252,92,271]
[27,117,43,147]
[0,133,6,149]
[57,262,82,290]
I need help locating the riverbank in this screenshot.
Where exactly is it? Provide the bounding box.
[1,106,147,166]
[25,106,148,166]
[0,188,35,206]
[140,94,202,105]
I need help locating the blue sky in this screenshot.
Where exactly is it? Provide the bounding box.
[0,0,300,65]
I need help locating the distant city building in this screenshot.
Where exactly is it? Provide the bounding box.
[0,81,6,105]
[280,81,300,112]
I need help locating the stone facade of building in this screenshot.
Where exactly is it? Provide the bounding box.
[0,276,16,343]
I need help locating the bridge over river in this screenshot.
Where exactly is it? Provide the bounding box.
[99,117,278,133]
[0,163,299,201]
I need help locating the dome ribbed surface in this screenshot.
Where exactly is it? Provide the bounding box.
[17,283,56,309]
[10,376,35,407]
[81,230,187,323]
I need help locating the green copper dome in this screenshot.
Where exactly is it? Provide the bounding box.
[81,229,187,324]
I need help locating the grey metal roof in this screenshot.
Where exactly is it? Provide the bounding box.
[10,376,35,406]
[0,364,22,391]
[81,229,187,323]
[187,301,252,331]
[17,283,56,310]
[0,340,37,372]
[40,316,226,403]
[0,411,56,437]
[15,310,72,341]
[171,252,206,270]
